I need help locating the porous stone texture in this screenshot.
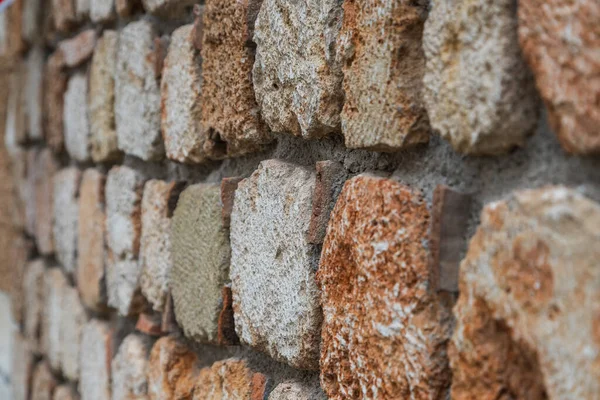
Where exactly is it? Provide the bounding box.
[139,180,182,312]
[42,268,68,373]
[199,0,273,159]
[193,359,256,400]
[147,336,198,400]
[252,0,343,139]
[89,30,120,162]
[53,168,81,276]
[450,186,600,399]
[35,149,58,255]
[64,73,91,162]
[23,259,45,353]
[12,334,34,400]
[31,362,58,400]
[58,29,97,68]
[44,51,68,152]
[317,175,453,399]
[230,160,321,370]
[115,20,164,161]
[91,0,115,23]
[170,183,230,343]
[60,285,88,382]
[111,334,151,400]
[142,0,196,17]
[54,385,80,400]
[77,169,108,312]
[160,24,207,164]
[268,379,327,400]
[52,0,77,32]
[25,45,44,141]
[338,0,429,150]
[423,0,539,155]
[519,0,600,154]
[80,320,113,400]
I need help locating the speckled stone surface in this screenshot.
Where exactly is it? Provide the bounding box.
[64,73,91,162]
[111,334,151,400]
[147,336,197,400]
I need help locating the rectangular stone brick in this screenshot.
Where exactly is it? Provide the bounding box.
[308,160,347,244]
[64,73,91,162]
[44,51,68,153]
[25,45,44,141]
[53,167,81,276]
[12,334,34,400]
[42,268,68,373]
[80,319,113,400]
[58,29,96,68]
[90,0,115,23]
[148,336,197,400]
[23,259,45,354]
[60,284,88,382]
[35,149,58,255]
[111,334,151,400]
[31,361,58,400]
[52,0,77,32]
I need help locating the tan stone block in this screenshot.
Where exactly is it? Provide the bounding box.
[31,361,58,400]
[64,73,91,162]
[53,168,81,276]
[35,149,58,255]
[60,284,88,382]
[147,336,197,400]
[80,320,113,400]
[42,268,68,372]
[58,29,97,68]
[21,0,42,43]
[111,334,151,400]
[53,385,79,400]
[44,51,68,153]
[12,334,35,400]
[193,359,267,400]
[23,259,45,354]
[10,234,32,326]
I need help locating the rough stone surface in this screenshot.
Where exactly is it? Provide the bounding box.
[23,259,45,354]
[199,0,273,159]
[111,334,151,400]
[54,385,80,400]
[52,0,77,32]
[423,0,539,155]
[42,268,68,373]
[115,20,164,161]
[12,334,34,400]
[53,167,81,276]
[450,186,600,399]
[268,379,327,400]
[139,180,183,312]
[64,73,91,162]
[90,0,115,23]
[171,183,230,343]
[161,24,207,164]
[519,0,600,154]
[58,29,97,68]
[317,175,453,399]
[80,320,113,400]
[77,169,108,312]
[106,255,147,316]
[44,51,68,153]
[25,45,44,141]
[60,285,88,382]
[35,149,58,255]
[253,0,343,139]
[230,160,321,370]
[31,362,58,400]
[147,336,197,400]
[89,30,121,163]
[193,359,256,400]
[338,0,429,150]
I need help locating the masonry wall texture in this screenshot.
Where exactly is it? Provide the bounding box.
[0,0,599,399]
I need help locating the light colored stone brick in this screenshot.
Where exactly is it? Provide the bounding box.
[115,20,164,161]
[90,0,115,23]
[60,285,88,382]
[25,45,44,141]
[268,378,327,400]
[147,336,197,400]
[53,167,81,276]
[106,256,146,317]
[31,361,58,400]
[450,186,600,399]
[12,334,34,400]
[423,0,539,155]
[111,334,151,400]
[42,268,68,373]
[64,73,91,162]
[23,259,45,354]
[230,160,321,369]
[317,175,453,399]
[35,149,58,255]
[58,29,97,68]
[44,51,68,153]
[80,320,112,400]
[54,385,79,400]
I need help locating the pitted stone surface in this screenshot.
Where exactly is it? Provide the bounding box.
[252,0,344,139]
[53,168,81,275]
[450,187,600,399]
[338,0,429,150]
[61,285,88,382]
[111,334,151,400]
[230,160,321,370]
[316,175,453,399]
[115,20,164,161]
[199,0,273,159]
[148,336,198,400]
[23,259,45,353]
[423,0,539,155]
[64,73,91,162]
[42,268,68,373]
[91,0,115,22]
[35,149,58,255]
[80,320,112,400]
[519,0,600,154]
[171,183,230,343]
[25,45,44,141]
[193,359,255,400]
[268,379,327,400]
[89,30,121,162]
[161,24,207,164]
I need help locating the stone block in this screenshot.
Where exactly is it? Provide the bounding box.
[89,30,121,162]
[316,175,453,399]
[23,259,45,354]
[42,268,68,373]
[54,385,79,400]
[12,334,34,400]
[111,334,151,400]
[253,0,343,139]
[9,234,32,326]
[106,255,146,317]
[80,320,113,400]
[25,45,44,141]
[160,24,207,164]
[31,362,58,400]
[64,73,91,162]
[52,0,77,32]
[423,0,539,155]
[193,359,264,400]
[230,160,321,369]
[147,336,197,400]
[35,149,58,255]
[338,0,429,150]
[90,0,115,23]
[115,20,164,161]
[199,0,273,159]
[60,285,88,382]
[58,29,96,68]
[44,51,68,153]
[268,378,327,400]
[450,187,600,399]
[53,167,81,276]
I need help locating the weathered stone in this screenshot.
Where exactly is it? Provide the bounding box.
[64,73,91,162]
[220,177,242,228]
[80,320,113,400]
[31,362,58,400]
[317,175,453,399]
[142,0,196,17]
[161,24,207,164]
[268,378,327,400]
[111,334,151,400]
[60,285,88,382]
[90,0,115,23]
[42,268,68,373]
[519,1,600,154]
[338,0,429,150]
[23,259,45,354]
[139,180,184,312]
[230,160,321,369]
[423,0,539,155]
[89,30,121,162]
[44,51,68,153]
[35,149,58,255]
[116,0,141,17]
[77,169,108,312]
[135,312,163,336]
[52,0,77,32]
[193,359,260,400]
[450,186,600,399]
[54,385,79,400]
[115,20,164,161]
[199,0,273,159]
[25,45,44,141]
[22,0,42,43]
[58,29,96,68]
[12,334,34,400]
[53,168,81,276]
[147,336,197,400]
[253,0,343,139]
[107,256,146,317]
[171,183,230,343]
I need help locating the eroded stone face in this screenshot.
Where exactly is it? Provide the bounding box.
[80,320,112,400]
[519,0,600,154]
[423,0,539,155]
[450,186,600,399]
[317,175,453,399]
[64,73,91,162]
[53,168,81,275]
[252,0,344,139]
[147,336,197,400]
[230,160,321,370]
[338,0,429,150]
[268,378,327,400]
[111,334,151,400]
[193,359,260,400]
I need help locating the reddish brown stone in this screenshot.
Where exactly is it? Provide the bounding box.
[35,149,58,255]
[217,286,239,346]
[317,175,453,399]
[250,373,269,400]
[136,312,163,336]
[220,177,242,228]
[148,336,198,400]
[308,161,347,244]
[58,29,97,68]
[519,1,600,154]
[31,361,58,400]
[44,51,68,153]
[193,359,256,400]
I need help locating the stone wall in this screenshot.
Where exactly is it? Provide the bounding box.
[1,0,599,399]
